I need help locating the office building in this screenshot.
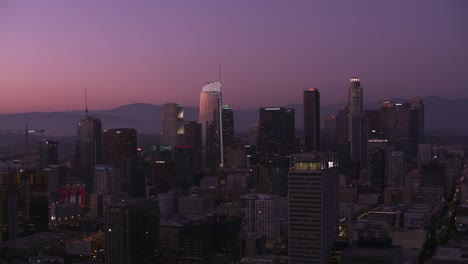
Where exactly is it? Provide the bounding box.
[257,107,295,156]
[76,116,102,192]
[94,165,117,195]
[104,199,159,264]
[387,151,406,188]
[304,88,320,152]
[323,115,337,151]
[38,140,58,170]
[102,128,137,166]
[288,153,339,264]
[347,78,367,164]
[160,102,184,147]
[222,104,235,147]
[242,194,280,241]
[199,81,223,172]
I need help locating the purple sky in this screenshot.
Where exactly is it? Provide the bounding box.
[0,0,466,113]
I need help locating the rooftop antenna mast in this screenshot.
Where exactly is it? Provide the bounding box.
[218,64,224,168]
[85,88,88,118]
[219,64,222,83]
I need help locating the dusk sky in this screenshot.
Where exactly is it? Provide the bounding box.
[0,0,466,113]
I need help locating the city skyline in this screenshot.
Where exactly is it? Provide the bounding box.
[0,0,466,113]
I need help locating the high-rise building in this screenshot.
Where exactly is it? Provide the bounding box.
[242,194,280,241]
[348,78,363,115]
[347,78,367,164]
[288,153,339,264]
[183,121,202,148]
[257,107,295,156]
[103,128,137,166]
[303,88,320,152]
[94,165,117,195]
[160,103,184,147]
[408,98,425,158]
[199,81,223,172]
[323,115,337,151]
[76,116,102,192]
[183,121,202,173]
[387,151,406,188]
[248,123,259,146]
[38,140,58,170]
[105,199,159,264]
[380,99,424,160]
[365,110,383,139]
[222,104,235,147]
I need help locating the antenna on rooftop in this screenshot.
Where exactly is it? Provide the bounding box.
[219,64,222,84]
[85,88,88,118]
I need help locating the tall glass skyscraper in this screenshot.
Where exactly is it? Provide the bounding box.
[348,78,363,115]
[199,81,223,171]
[347,78,367,164]
[76,116,102,192]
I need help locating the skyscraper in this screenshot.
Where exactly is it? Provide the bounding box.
[303,88,320,152]
[347,78,367,164]
[199,81,223,171]
[387,151,406,188]
[76,116,102,192]
[222,104,235,148]
[103,128,137,165]
[380,98,424,160]
[288,153,339,264]
[105,199,159,264]
[257,107,295,156]
[160,103,184,147]
[348,78,363,115]
[38,140,58,170]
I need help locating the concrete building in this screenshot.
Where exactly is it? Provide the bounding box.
[242,194,280,241]
[288,153,339,264]
[160,102,185,147]
[387,151,406,188]
[104,199,159,264]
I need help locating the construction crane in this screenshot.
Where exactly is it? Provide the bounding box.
[0,125,45,162]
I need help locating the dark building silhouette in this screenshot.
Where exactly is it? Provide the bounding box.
[421,161,446,189]
[76,116,102,192]
[160,102,184,147]
[380,99,424,160]
[365,110,384,139]
[222,104,235,148]
[183,121,202,174]
[104,199,159,264]
[257,107,295,156]
[121,157,150,198]
[174,146,195,189]
[103,128,137,165]
[256,155,290,197]
[323,115,337,151]
[347,78,367,164]
[38,140,58,170]
[184,121,202,148]
[304,88,320,152]
[369,147,386,194]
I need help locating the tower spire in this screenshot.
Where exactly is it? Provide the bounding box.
[85,88,88,118]
[219,64,222,84]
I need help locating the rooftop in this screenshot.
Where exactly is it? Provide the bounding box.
[202,81,221,93]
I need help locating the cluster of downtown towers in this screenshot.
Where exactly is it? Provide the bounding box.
[71,77,424,263]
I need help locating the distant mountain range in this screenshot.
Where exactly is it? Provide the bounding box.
[0,96,466,137]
